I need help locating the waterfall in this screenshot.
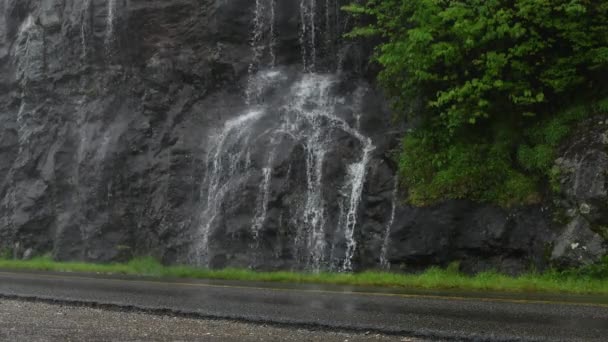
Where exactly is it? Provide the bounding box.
[290,76,332,270]
[299,0,317,71]
[16,101,27,151]
[80,0,92,60]
[251,152,274,242]
[192,0,375,270]
[269,0,277,67]
[105,0,118,56]
[246,0,265,104]
[380,177,399,269]
[14,15,37,86]
[194,72,374,269]
[246,0,278,104]
[14,16,38,151]
[300,0,345,71]
[195,109,266,266]
[341,142,374,271]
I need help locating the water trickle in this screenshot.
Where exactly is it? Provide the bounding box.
[16,101,27,150]
[310,0,317,70]
[14,15,37,86]
[13,17,41,147]
[341,141,374,271]
[380,176,399,269]
[105,0,118,56]
[194,109,266,266]
[269,0,277,67]
[80,0,92,60]
[18,15,35,37]
[246,0,278,104]
[251,153,274,242]
[299,0,317,71]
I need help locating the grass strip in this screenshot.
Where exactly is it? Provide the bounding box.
[0,256,607,295]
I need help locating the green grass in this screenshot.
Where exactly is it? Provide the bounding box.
[1,256,607,295]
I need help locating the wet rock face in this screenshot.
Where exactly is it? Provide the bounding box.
[550,117,608,267]
[0,0,604,273]
[0,0,395,270]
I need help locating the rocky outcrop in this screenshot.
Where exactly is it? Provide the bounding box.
[0,0,605,273]
[550,117,608,267]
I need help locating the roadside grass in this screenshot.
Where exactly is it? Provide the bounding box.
[0,256,607,295]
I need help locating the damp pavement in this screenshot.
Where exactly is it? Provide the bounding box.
[0,270,607,341]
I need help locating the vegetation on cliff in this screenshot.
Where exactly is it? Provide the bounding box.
[345,0,608,206]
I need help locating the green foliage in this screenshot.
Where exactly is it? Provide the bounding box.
[559,256,608,279]
[346,0,608,206]
[398,129,539,206]
[0,248,12,260]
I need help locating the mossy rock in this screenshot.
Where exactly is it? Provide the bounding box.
[591,225,608,242]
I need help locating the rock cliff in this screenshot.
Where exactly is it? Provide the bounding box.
[0,0,605,272]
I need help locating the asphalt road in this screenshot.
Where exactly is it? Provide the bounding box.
[0,270,607,341]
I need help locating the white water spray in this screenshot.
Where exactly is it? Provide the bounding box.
[251,157,273,242]
[192,0,377,271]
[105,0,118,56]
[80,0,92,60]
[246,0,278,104]
[195,110,266,265]
[380,177,399,269]
[269,0,277,67]
[341,141,374,271]
[299,0,317,71]
[287,74,375,271]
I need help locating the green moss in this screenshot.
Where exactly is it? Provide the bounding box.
[397,103,597,207]
[548,166,563,193]
[595,96,608,113]
[592,225,608,242]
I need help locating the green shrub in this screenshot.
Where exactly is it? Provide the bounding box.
[0,248,12,260]
[346,0,608,206]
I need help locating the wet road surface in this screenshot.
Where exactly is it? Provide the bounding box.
[0,270,607,341]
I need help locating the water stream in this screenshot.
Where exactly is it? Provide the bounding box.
[380,177,399,269]
[193,0,376,271]
[80,0,92,61]
[105,0,118,57]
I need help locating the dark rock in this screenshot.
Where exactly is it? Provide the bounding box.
[0,0,605,274]
[550,116,608,267]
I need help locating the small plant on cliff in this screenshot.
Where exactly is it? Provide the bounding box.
[345,0,608,206]
[0,248,12,260]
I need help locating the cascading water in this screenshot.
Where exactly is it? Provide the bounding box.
[105,0,118,57]
[14,16,40,152]
[251,162,273,241]
[341,142,374,271]
[80,0,92,60]
[299,0,317,71]
[269,0,277,67]
[380,177,399,269]
[14,15,38,86]
[194,109,266,266]
[193,0,377,271]
[286,75,375,271]
[246,0,277,104]
[15,101,27,153]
